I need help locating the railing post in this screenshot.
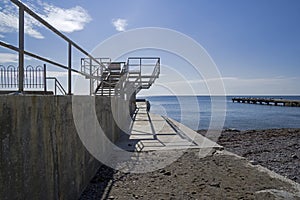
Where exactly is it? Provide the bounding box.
[43,64,47,92]
[139,58,142,86]
[158,58,160,76]
[55,79,57,95]
[139,58,142,75]
[90,58,93,95]
[109,78,111,96]
[18,5,24,92]
[68,42,72,95]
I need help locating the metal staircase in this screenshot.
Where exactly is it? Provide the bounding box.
[81,57,160,96]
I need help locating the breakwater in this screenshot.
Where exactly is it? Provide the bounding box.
[232,97,300,107]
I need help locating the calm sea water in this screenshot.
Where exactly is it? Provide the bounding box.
[145,96,300,130]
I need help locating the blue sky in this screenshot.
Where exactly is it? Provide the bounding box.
[0,0,300,95]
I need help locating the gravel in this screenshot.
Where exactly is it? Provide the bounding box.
[80,128,300,199]
[214,128,300,183]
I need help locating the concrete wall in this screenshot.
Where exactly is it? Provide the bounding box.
[0,95,127,200]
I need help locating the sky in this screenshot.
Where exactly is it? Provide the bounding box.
[0,0,300,95]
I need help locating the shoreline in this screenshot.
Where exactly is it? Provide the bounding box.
[198,128,300,184]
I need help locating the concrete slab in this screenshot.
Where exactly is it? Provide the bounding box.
[116,101,222,152]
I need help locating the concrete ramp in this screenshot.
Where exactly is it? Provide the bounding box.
[116,101,221,152]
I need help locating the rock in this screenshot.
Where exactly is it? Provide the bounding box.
[224,128,241,132]
[163,171,172,176]
[291,154,298,159]
[255,189,299,200]
[210,182,220,188]
[249,160,259,165]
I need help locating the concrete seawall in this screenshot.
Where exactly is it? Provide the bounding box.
[0,95,129,200]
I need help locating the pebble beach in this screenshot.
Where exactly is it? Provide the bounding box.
[80,128,300,199]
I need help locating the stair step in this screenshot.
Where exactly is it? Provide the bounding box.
[88,57,160,96]
[109,71,122,75]
[128,71,140,74]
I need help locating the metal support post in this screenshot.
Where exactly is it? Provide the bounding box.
[90,58,93,95]
[68,42,72,95]
[55,79,57,95]
[18,5,24,92]
[43,64,47,92]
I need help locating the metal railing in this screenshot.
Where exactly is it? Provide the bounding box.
[0,64,46,90]
[126,57,160,91]
[81,56,160,95]
[148,58,160,86]
[81,57,112,95]
[0,1,161,96]
[46,77,67,95]
[0,0,105,95]
[83,59,127,95]
[106,57,161,95]
[0,64,68,95]
[81,57,111,77]
[97,62,126,95]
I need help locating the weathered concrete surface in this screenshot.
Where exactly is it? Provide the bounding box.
[0,95,127,200]
[116,101,222,152]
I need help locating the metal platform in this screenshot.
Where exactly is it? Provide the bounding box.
[81,57,160,96]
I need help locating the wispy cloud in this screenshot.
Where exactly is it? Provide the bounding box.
[159,76,237,86]
[0,53,33,64]
[112,18,128,32]
[46,71,82,78]
[0,53,18,63]
[41,4,92,33]
[47,71,68,78]
[0,0,92,39]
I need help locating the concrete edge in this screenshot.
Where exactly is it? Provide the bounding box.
[220,150,300,197]
[150,113,300,196]
[157,114,223,149]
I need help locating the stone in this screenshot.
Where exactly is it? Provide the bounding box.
[163,171,172,176]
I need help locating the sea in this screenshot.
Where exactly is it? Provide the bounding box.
[145,96,300,131]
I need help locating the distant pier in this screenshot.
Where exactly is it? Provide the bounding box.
[232,97,300,107]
